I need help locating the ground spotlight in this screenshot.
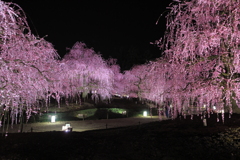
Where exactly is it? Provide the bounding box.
[51,115,56,123]
[143,111,147,116]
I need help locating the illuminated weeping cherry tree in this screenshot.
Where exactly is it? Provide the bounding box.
[58,42,114,105]
[139,60,172,106]
[106,58,125,97]
[123,63,156,100]
[0,0,119,134]
[0,1,59,130]
[156,0,240,120]
[121,60,169,119]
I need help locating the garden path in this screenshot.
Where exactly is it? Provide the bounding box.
[2,116,167,133]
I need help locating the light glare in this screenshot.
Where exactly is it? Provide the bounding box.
[143,111,147,116]
[51,115,56,122]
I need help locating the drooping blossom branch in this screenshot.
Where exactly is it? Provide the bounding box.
[0,1,59,126]
[155,0,240,119]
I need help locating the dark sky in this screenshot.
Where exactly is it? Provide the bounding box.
[7,0,172,70]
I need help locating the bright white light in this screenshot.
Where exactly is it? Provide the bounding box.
[213,106,216,110]
[62,126,67,131]
[114,94,121,97]
[143,111,147,116]
[203,104,206,108]
[51,115,56,122]
[62,124,71,131]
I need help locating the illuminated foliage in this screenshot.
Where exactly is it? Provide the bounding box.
[0,1,59,125]
[59,42,114,103]
[154,0,240,117]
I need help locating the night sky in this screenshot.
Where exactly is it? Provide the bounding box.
[7,0,172,70]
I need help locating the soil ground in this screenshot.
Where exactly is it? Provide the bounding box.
[1,113,240,160]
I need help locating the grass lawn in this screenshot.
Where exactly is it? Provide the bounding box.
[1,98,240,159]
[1,113,240,159]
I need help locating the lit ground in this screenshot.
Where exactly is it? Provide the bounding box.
[3,116,165,133]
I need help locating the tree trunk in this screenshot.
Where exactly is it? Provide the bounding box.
[1,110,6,137]
[231,97,240,114]
[20,111,24,133]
